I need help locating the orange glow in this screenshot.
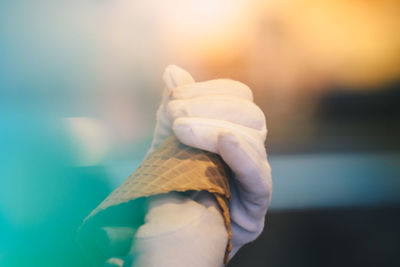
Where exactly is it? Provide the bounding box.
[159,0,400,89]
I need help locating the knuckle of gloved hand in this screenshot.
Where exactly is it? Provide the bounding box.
[241,184,269,206]
[252,220,265,237]
[254,106,267,125]
[246,214,265,234]
[251,107,267,130]
[257,127,267,141]
[234,218,264,241]
[220,79,254,100]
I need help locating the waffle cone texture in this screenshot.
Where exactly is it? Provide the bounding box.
[77,136,232,264]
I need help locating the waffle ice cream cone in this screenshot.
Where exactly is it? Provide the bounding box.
[78,135,232,264]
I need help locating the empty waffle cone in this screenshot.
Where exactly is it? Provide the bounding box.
[77,135,232,264]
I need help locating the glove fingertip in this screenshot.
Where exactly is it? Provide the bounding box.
[172,119,195,145]
[172,118,219,153]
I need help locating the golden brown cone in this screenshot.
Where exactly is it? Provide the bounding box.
[78,135,232,264]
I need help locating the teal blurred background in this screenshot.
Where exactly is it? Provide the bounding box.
[1,1,399,266]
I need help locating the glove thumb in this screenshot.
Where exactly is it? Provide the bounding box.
[147,65,195,155]
[163,65,195,90]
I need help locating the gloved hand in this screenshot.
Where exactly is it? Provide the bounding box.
[150,65,272,257]
[101,65,272,266]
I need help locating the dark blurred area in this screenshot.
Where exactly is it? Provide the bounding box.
[268,81,400,154]
[1,0,399,266]
[229,206,400,267]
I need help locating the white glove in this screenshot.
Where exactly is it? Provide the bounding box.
[128,192,228,267]
[151,65,272,257]
[102,191,228,267]
[102,65,272,266]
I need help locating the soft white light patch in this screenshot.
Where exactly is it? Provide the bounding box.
[163,0,246,37]
[64,117,109,166]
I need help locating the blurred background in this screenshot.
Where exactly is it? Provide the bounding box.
[1,0,399,266]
